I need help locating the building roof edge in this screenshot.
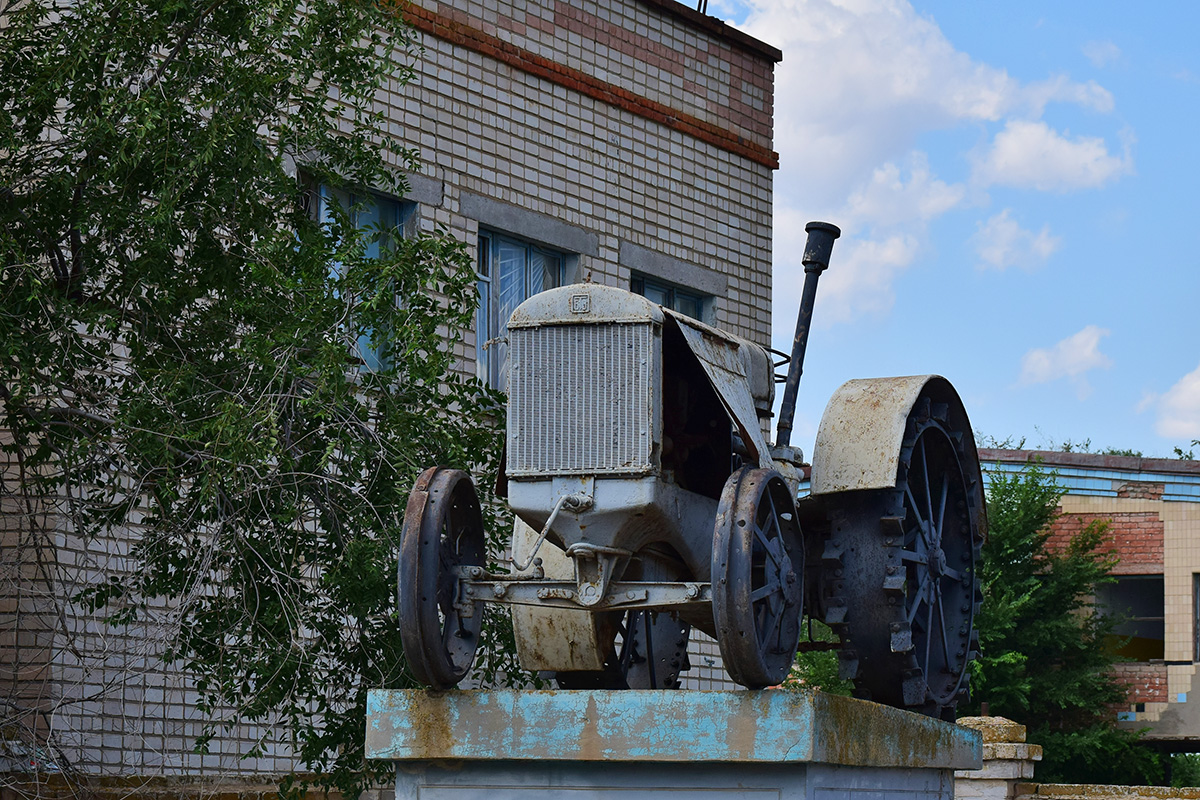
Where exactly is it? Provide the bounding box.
[977,448,1200,477]
[635,0,784,62]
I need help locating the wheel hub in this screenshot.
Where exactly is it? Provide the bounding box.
[928,545,947,579]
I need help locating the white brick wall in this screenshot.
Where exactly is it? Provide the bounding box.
[394,0,776,360]
[4,0,777,776]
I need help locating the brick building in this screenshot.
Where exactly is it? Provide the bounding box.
[979,449,1200,746]
[2,0,775,781]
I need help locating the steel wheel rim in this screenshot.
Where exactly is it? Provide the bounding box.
[398,468,485,688]
[897,419,975,707]
[713,467,804,688]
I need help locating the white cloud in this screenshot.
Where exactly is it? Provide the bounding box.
[814,232,921,325]
[719,0,1129,339]
[972,209,1061,270]
[1082,40,1122,68]
[844,154,965,228]
[771,206,920,328]
[1154,363,1200,438]
[1136,390,1158,415]
[771,155,958,333]
[1018,325,1113,399]
[1024,75,1114,115]
[734,0,1118,207]
[973,120,1132,192]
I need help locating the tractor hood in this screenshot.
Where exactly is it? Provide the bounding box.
[508,283,664,328]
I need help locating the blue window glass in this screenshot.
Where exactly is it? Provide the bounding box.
[476,231,565,389]
[630,272,707,321]
[317,186,414,372]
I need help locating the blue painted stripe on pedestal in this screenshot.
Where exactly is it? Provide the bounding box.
[365,689,981,769]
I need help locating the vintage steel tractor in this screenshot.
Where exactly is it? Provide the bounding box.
[398,223,985,719]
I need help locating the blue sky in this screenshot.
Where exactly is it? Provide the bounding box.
[710,0,1200,459]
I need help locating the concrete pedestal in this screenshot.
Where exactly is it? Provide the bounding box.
[366,690,982,800]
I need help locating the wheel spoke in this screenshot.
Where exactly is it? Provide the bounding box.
[901,548,927,564]
[920,437,933,527]
[757,594,784,649]
[765,488,779,530]
[756,491,786,569]
[755,524,784,569]
[935,583,952,668]
[942,565,964,583]
[770,592,789,650]
[905,484,932,548]
[439,536,457,569]
[934,477,949,545]
[751,579,780,603]
[923,585,935,668]
[906,572,932,624]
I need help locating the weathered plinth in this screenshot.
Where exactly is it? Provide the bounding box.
[366,689,981,799]
[954,717,1043,800]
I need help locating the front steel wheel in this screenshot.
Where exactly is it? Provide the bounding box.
[397,467,486,689]
[712,467,804,688]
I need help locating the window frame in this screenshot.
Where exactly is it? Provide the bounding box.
[630,271,709,321]
[314,183,416,372]
[475,229,567,389]
[1098,574,1166,661]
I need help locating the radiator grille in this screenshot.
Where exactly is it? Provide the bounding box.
[508,322,656,477]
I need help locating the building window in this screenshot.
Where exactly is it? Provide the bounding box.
[1194,574,1200,663]
[476,231,566,388]
[631,272,707,321]
[1098,575,1165,661]
[316,185,415,372]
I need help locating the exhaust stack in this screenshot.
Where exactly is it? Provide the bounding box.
[774,221,840,449]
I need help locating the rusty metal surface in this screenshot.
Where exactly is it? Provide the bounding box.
[510,518,607,672]
[664,309,773,469]
[711,467,803,688]
[811,375,942,495]
[397,468,485,689]
[507,283,664,328]
[365,689,982,768]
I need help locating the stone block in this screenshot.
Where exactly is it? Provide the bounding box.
[958,716,1029,743]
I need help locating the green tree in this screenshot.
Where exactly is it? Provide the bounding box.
[1,0,516,795]
[786,619,854,696]
[966,461,1162,785]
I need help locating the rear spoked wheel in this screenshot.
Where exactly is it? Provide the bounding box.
[821,397,983,718]
[895,412,978,713]
[398,467,486,689]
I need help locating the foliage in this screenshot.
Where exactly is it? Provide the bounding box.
[1,0,519,795]
[1173,441,1199,461]
[786,619,853,696]
[976,431,1200,460]
[1036,725,1162,786]
[1172,753,1200,788]
[966,461,1161,785]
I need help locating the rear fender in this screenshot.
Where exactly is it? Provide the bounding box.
[811,375,982,520]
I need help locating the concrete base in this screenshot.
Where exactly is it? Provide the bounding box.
[394,760,957,799]
[367,690,982,800]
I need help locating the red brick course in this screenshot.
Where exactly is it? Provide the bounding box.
[1116,481,1166,500]
[1111,661,1169,705]
[405,3,781,168]
[1045,511,1164,572]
